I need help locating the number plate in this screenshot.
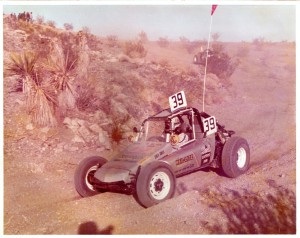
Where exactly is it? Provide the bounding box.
[202,116,217,136]
[169,91,187,112]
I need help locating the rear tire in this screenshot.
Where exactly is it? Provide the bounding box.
[136,161,176,208]
[74,156,107,197]
[221,137,250,178]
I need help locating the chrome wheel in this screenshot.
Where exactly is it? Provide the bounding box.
[149,171,171,200]
[236,147,247,168]
[85,165,98,191]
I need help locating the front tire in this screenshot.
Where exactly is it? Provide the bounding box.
[221,137,250,178]
[136,162,176,208]
[74,156,107,197]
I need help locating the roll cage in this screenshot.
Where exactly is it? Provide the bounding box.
[136,107,229,145]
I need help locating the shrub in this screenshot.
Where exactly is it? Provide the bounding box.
[36,15,44,24]
[107,35,118,47]
[110,115,130,144]
[138,31,148,43]
[123,40,147,58]
[64,23,73,31]
[76,83,102,112]
[46,20,56,28]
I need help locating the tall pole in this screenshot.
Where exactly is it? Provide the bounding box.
[202,5,217,112]
[202,15,213,112]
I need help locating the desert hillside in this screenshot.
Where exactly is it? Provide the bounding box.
[3,14,296,234]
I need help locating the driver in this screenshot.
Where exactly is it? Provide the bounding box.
[170,116,190,148]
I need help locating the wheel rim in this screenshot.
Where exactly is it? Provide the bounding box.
[149,171,171,200]
[85,165,98,191]
[236,147,247,168]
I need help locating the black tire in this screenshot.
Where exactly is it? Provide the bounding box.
[136,161,176,208]
[74,156,107,197]
[221,137,250,178]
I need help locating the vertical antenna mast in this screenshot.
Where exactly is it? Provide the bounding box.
[202,5,217,112]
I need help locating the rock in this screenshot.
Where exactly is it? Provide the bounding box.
[89,124,103,134]
[40,127,50,133]
[98,130,112,150]
[26,123,34,130]
[72,135,85,143]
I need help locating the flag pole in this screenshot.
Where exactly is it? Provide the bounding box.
[202,5,217,112]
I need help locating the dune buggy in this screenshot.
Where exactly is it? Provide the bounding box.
[74,91,250,207]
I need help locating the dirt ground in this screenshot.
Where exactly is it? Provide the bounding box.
[3,21,296,234]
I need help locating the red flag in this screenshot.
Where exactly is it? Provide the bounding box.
[211,5,218,15]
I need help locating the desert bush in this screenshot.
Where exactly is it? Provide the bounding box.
[64,23,73,31]
[42,27,59,38]
[46,20,56,28]
[16,20,35,34]
[123,40,147,58]
[138,31,148,43]
[107,35,119,48]
[82,26,91,35]
[76,83,102,112]
[204,187,296,234]
[87,34,102,51]
[36,15,44,24]
[110,115,130,144]
[157,37,169,48]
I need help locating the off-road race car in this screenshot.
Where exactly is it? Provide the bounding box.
[74,91,250,208]
[193,49,237,79]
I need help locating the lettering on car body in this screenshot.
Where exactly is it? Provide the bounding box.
[154,150,165,159]
[176,153,195,166]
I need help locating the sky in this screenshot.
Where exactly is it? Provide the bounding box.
[3,3,296,42]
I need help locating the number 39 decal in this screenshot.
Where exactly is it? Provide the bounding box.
[169,91,187,112]
[202,116,217,136]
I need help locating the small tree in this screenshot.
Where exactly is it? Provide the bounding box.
[138,31,148,43]
[82,26,91,35]
[124,40,147,58]
[47,20,56,28]
[64,23,73,31]
[36,15,44,24]
[107,35,118,47]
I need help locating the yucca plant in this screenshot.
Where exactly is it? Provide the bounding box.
[7,51,57,127]
[7,51,37,97]
[30,75,57,127]
[44,49,77,113]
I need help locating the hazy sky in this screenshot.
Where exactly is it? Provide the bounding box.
[3,3,296,42]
